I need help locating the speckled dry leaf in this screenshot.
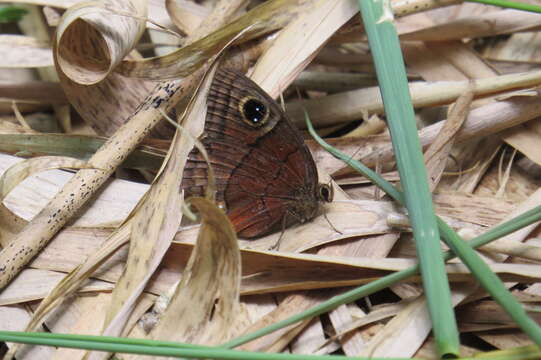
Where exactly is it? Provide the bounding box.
[251,0,358,98]
[147,197,241,347]
[0,35,53,68]
[117,0,315,79]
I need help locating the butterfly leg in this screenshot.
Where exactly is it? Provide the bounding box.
[268,211,290,251]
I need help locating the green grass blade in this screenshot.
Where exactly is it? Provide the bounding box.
[0,6,27,23]
[0,133,165,170]
[466,0,541,12]
[357,0,459,356]
[0,330,416,360]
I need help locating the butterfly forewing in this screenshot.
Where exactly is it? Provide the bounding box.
[182,68,320,238]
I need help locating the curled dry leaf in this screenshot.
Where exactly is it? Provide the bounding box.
[55,0,147,85]
[54,0,155,136]
[1,34,174,293]
[146,197,242,348]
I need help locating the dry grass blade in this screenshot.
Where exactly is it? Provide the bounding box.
[240,200,398,252]
[14,224,131,335]
[0,35,53,68]
[401,9,541,42]
[0,156,88,199]
[0,156,88,249]
[164,0,207,35]
[286,71,541,128]
[145,197,242,348]
[4,0,541,358]
[333,91,541,176]
[251,0,358,98]
[358,284,476,358]
[424,84,474,191]
[117,0,316,79]
[94,65,215,353]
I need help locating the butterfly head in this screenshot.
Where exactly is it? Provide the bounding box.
[317,183,333,204]
[288,183,334,225]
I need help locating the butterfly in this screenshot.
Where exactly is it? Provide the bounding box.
[182,68,332,238]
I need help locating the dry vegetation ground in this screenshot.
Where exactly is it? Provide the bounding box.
[1,0,541,359]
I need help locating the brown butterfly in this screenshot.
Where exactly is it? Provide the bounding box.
[182,68,333,238]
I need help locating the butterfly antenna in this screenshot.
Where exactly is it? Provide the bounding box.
[323,209,342,236]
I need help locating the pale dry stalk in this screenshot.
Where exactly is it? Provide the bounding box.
[0,72,200,290]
